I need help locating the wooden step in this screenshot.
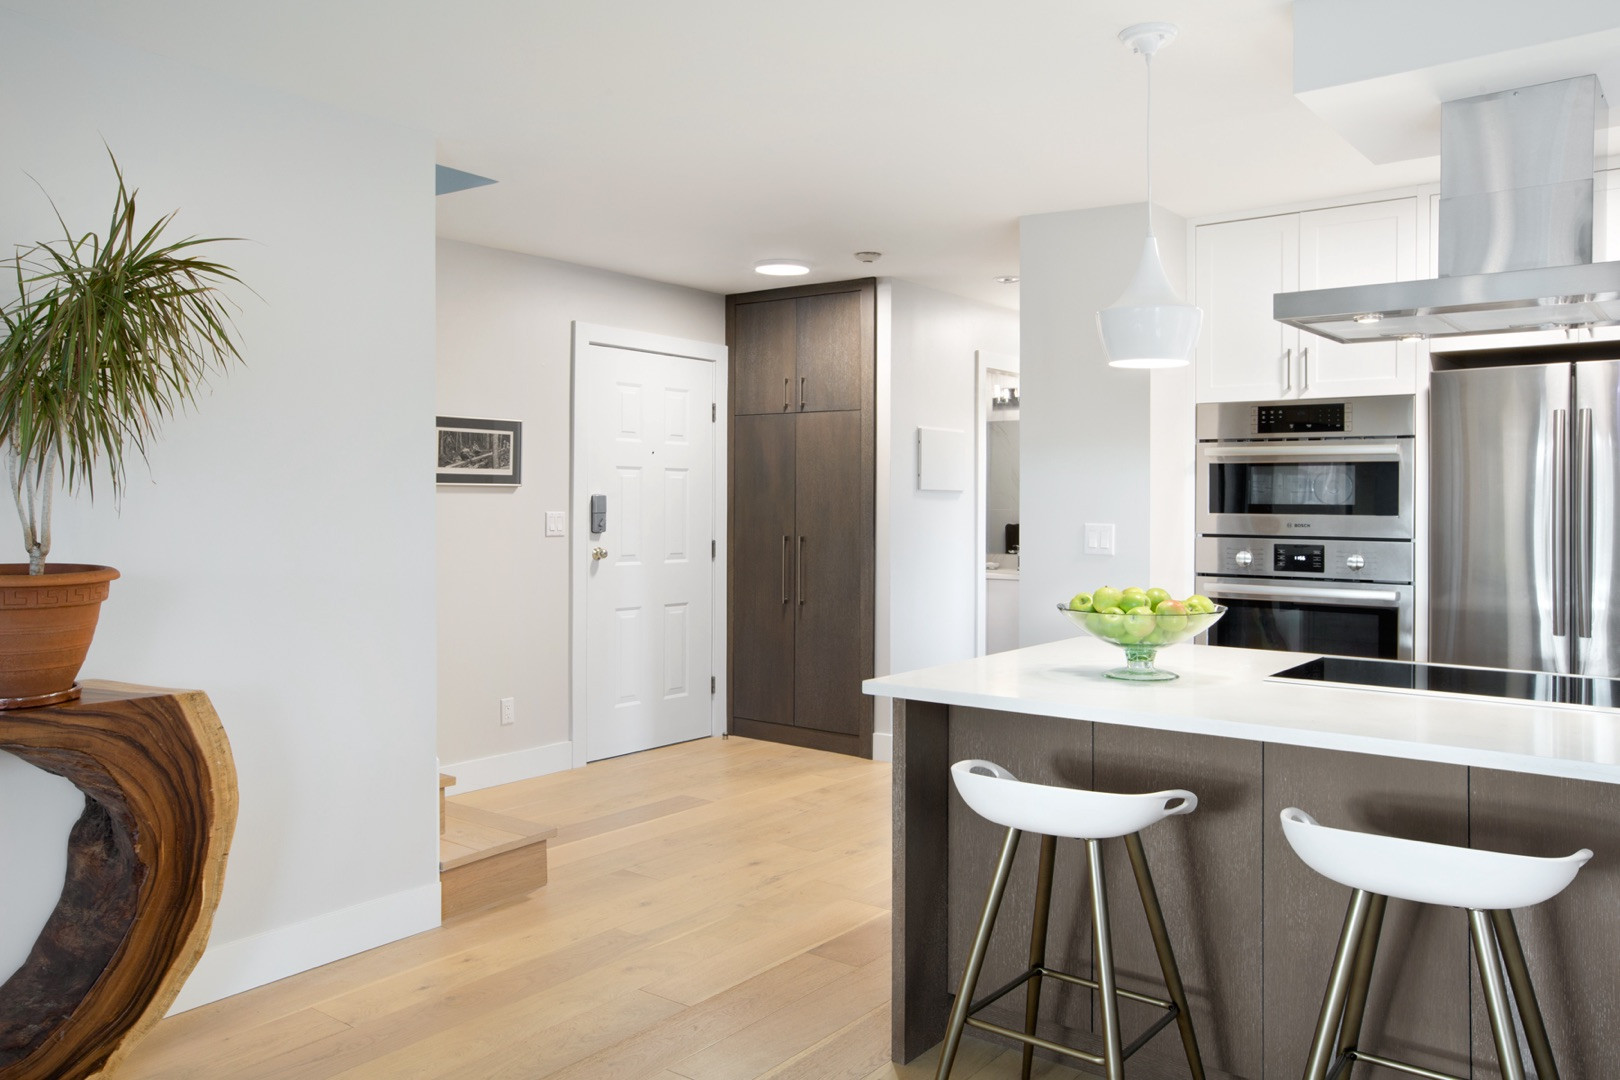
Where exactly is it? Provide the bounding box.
[438,801,558,921]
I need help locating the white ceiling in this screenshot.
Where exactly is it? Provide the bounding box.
[1,1,1468,308]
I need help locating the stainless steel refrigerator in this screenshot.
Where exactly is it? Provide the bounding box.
[1431,358,1619,675]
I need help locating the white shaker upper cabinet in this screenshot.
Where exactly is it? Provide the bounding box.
[1295,200,1419,397]
[1193,197,1419,403]
[1194,212,1299,403]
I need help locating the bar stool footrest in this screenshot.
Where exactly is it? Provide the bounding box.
[1327,1049,1466,1080]
[960,963,1181,1066]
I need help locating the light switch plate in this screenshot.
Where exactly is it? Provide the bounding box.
[545,511,565,537]
[1084,523,1116,555]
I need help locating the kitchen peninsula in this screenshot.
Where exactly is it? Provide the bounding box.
[865,638,1620,1079]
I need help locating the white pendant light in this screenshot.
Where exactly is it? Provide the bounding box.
[1097,22,1201,369]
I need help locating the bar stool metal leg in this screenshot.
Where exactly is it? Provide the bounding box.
[1087,838,1126,1080]
[936,827,1022,1080]
[1490,909,1561,1080]
[1019,834,1058,1080]
[1123,831,1206,1080]
[1470,909,1529,1080]
[1304,889,1376,1080]
[1333,891,1387,1076]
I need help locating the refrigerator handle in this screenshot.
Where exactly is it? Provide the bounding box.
[1577,408,1594,638]
[1553,409,1569,639]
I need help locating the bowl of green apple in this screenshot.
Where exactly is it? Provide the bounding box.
[1055,586,1225,682]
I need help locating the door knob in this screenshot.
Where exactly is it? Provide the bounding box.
[591,547,609,561]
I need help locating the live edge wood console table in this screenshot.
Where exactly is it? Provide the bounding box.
[0,682,237,1080]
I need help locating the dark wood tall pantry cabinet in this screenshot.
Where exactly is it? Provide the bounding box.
[727,279,875,757]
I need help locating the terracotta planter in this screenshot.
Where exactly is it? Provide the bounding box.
[0,564,119,708]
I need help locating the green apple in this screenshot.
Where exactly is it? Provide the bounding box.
[1091,586,1124,613]
[1154,599,1188,634]
[1184,594,1216,615]
[1068,591,1094,612]
[1120,587,1149,611]
[1142,628,1170,646]
[1122,604,1157,641]
[1093,607,1127,640]
[1145,587,1172,608]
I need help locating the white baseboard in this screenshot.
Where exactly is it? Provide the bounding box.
[441,740,575,794]
[871,732,894,763]
[169,882,441,1014]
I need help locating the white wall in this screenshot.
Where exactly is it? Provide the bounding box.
[1018,205,1195,648]
[0,13,439,1008]
[872,279,1018,755]
[435,240,723,790]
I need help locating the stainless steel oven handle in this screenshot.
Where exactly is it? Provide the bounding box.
[1206,582,1403,605]
[1199,442,1402,459]
[1553,409,1568,638]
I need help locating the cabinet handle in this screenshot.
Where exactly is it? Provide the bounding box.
[1301,347,1311,392]
[798,536,806,606]
[799,377,807,411]
[783,377,790,411]
[1282,348,1293,391]
[781,535,791,604]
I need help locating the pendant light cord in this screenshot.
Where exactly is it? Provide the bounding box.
[1143,49,1156,239]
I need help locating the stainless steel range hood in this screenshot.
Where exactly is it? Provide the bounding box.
[1275,76,1620,344]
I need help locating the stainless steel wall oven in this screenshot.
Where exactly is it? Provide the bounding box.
[1194,396,1416,660]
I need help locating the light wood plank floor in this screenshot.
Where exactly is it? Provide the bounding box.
[115,736,1088,1080]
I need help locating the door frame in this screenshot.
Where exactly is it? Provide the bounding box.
[569,322,729,768]
[975,350,1019,656]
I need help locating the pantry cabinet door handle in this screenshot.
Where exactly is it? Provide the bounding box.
[798,536,806,605]
[799,377,807,411]
[1300,347,1310,392]
[1282,348,1293,391]
[783,377,790,411]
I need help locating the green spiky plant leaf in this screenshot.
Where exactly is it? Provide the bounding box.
[0,154,245,573]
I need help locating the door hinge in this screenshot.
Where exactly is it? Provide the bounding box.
[712,402,717,422]
[710,675,716,695]
[711,539,716,559]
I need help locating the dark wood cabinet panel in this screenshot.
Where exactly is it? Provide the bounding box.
[796,290,864,412]
[1468,768,1620,1079]
[729,414,796,726]
[1262,746,1470,1080]
[732,298,796,415]
[1094,726,1264,1080]
[793,410,865,735]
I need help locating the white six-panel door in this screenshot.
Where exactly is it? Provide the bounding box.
[580,339,717,761]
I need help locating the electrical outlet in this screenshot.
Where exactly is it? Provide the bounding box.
[499,697,515,726]
[544,511,565,537]
[1084,523,1116,556]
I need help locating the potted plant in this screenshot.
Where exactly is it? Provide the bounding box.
[0,157,244,707]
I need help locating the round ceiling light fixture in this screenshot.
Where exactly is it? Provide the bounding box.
[994,275,1021,285]
[754,259,811,276]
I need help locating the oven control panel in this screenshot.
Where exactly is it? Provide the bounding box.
[1195,536,1412,584]
[1253,402,1349,434]
[1273,543,1326,572]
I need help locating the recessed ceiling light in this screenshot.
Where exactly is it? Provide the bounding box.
[994,275,1020,285]
[754,259,811,276]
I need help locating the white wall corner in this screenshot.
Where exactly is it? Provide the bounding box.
[442,740,576,794]
[169,882,441,1014]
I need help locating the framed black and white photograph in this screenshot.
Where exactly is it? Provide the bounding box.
[436,416,522,486]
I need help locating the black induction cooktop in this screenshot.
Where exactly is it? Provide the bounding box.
[1271,656,1620,709]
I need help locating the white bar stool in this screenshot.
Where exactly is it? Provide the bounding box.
[1280,807,1593,1080]
[936,760,1206,1080]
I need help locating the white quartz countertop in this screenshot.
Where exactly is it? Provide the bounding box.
[863,638,1620,785]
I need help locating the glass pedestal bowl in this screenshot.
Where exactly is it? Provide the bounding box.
[1055,603,1227,681]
